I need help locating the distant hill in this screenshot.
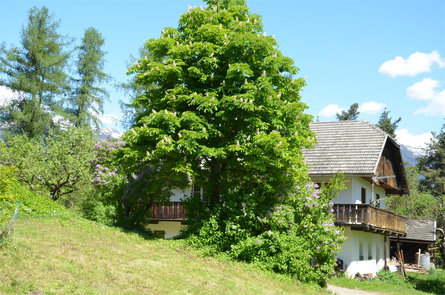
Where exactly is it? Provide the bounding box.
[401,144,424,167]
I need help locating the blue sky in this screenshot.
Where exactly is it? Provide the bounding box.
[1,0,444,149]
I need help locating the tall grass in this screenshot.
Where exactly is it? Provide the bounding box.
[0,216,326,294]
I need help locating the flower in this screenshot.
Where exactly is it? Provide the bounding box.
[257,240,261,245]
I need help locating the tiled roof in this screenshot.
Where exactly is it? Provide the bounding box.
[402,219,436,242]
[303,120,392,176]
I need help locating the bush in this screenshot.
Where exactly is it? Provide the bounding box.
[0,166,19,244]
[187,176,346,287]
[377,270,408,286]
[80,194,116,226]
[10,182,68,216]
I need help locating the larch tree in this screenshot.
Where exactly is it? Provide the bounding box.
[336,103,359,121]
[0,6,71,138]
[69,27,109,128]
[117,0,344,284]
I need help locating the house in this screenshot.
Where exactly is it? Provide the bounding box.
[148,120,409,277]
[390,219,436,265]
[303,120,408,277]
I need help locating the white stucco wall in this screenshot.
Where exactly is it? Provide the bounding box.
[349,177,386,208]
[148,221,187,239]
[338,227,389,277]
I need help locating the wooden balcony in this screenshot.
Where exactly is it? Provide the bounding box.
[333,204,406,236]
[150,202,186,222]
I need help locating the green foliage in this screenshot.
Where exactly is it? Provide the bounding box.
[418,123,445,198]
[376,108,401,139]
[0,166,18,225]
[0,6,71,138]
[0,127,96,204]
[417,123,445,266]
[115,0,345,285]
[68,27,109,128]
[336,103,360,121]
[377,270,408,286]
[387,165,439,219]
[80,194,116,226]
[187,175,346,286]
[408,270,445,295]
[10,182,68,216]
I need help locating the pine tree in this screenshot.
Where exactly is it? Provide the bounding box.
[418,122,445,265]
[376,108,401,138]
[336,103,359,120]
[0,6,71,138]
[69,27,109,128]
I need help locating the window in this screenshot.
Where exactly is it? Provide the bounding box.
[193,184,208,202]
[376,194,380,208]
[359,242,364,261]
[368,243,372,260]
[361,188,366,204]
[154,231,165,239]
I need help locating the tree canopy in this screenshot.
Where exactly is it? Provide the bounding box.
[0,6,71,138]
[0,128,96,204]
[68,27,109,128]
[376,108,401,138]
[336,103,359,121]
[120,0,314,215]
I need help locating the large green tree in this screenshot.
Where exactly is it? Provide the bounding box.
[417,123,445,264]
[69,27,109,128]
[376,108,401,138]
[0,6,71,138]
[118,0,344,285]
[336,103,359,121]
[120,0,314,216]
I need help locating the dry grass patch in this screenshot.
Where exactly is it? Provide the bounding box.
[0,216,326,294]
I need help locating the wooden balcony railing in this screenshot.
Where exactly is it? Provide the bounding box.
[150,202,186,220]
[333,204,406,235]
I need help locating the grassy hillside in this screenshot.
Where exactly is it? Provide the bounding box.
[0,216,325,294]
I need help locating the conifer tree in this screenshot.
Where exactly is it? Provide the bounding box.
[69,27,109,128]
[0,6,71,138]
[376,108,401,138]
[336,103,359,120]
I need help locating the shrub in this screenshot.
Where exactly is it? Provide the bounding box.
[187,176,346,287]
[10,182,68,216]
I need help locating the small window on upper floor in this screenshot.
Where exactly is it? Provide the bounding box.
[361,187,366,204]
[359,242,364,261]
[376,194,380,208]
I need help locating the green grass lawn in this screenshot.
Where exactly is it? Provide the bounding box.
[329,269,445,295]
[0,216,325,295]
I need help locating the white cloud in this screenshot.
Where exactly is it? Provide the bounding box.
[358,101,386,114]
[318,104,344,117]
[395,128,433,151]
[407,78,445,116]
[379,51,445,78]
[0,85,21,107]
